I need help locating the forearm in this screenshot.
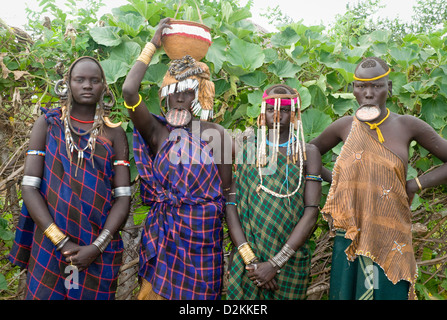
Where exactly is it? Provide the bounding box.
[225,208,248,247]
[285,208,319,251]
[102,196,130,235]
[22,187,54,231]
[418,162,447,190]
[122,60,149,104]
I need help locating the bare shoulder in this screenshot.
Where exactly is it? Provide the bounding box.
[393,113,434,134]
[103,125,129,157]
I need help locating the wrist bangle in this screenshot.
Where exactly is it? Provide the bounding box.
[56,236,70,251]
[137,42,156,65]
[238,242,257,265]
[415,177,423,191]
[43,223,67,247]
[270,243,295,269]
[92,229,113,253]
[124,94,142,112]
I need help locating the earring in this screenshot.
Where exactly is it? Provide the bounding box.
[100,89,121,128]
[100,89,115,111]
[55,79,68,100]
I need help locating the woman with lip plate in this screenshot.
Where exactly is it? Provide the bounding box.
[226,84,322,300]
[9,56,131,300]
[122,18,232,300]
[310,57,447,300]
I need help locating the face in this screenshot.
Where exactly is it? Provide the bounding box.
[167,88,196,111]
[69,59,104,106]
[353,65,391,109]
[265,104,292,130]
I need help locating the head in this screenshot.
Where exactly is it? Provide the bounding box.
[68,57,105,107]
[353,57,392,121]
[263,85,296,131]
[159,55,215,126]
[55,56,118,127]
[257,84,305,167]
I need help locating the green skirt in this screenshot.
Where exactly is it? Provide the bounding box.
[330,231,410,300]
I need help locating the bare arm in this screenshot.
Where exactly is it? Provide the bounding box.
[405,116,447,200]
[285,143,322,251]
[21,116,53,232]
[310,116,352,183]
[122,18,172,153]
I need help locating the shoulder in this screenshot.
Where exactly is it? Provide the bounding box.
[305,143,322,162]
[391,113,433,131]
[31,114,48,132]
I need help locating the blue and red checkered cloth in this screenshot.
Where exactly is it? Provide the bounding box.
[9,107,123,300]
[133,115,225,300]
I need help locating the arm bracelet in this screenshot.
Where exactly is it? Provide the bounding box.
[238,242,257,265]
[269,243,296,269]
[92,229,113,253]
[113,186,132,197]
[137,42,156,65]
[22,175,42,189]
[56,236,70,251]
[43,223,67,246]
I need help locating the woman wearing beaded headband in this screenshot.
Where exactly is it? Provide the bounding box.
[226,84,322,299]
[9,56,131,300]
[122,18,232,300]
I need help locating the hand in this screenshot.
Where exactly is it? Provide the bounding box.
[64,244,101,272]
[406,179,418,206]
[150,17,172,48]
[246,261,279,291]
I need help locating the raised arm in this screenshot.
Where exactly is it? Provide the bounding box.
[122,18,172,152]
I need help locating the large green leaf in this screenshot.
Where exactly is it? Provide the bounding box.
[389,47,419,68]
[270,27,300,48]
[110,41,141,68]
[89,26,122,47]
[100,59,128,84]
[267,60,301,79]
[239,71,267,87]
[127,0,160,21]
[206,37,227,73]
[142,63,169,86]
[302,108,333,141]
[110,13,146,38]
[226,38,264,73]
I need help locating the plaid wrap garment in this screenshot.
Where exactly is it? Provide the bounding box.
[9,107,123,300]
[227,136,311,300]
[133,115,225,300]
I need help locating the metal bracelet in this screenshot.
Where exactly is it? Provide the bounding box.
[113,186,131,197]
[270,243,296,269]
[22,175,42,189]
[92,229,113,253]
[56,236,70,251]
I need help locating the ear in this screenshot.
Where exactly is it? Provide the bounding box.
[388,80,393,97]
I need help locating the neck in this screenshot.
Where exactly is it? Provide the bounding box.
[267,129,291,145]
[70,102,96,120]
[371,106,389,124]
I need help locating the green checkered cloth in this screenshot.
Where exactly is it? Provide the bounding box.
[227,139,311,300]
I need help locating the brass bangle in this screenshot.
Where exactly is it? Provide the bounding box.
[43,223,67,246]
[415,177,423,191]
[137,42,156,65]
[238,242,257,265]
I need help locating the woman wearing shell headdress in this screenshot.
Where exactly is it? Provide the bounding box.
[122,18,232,300]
